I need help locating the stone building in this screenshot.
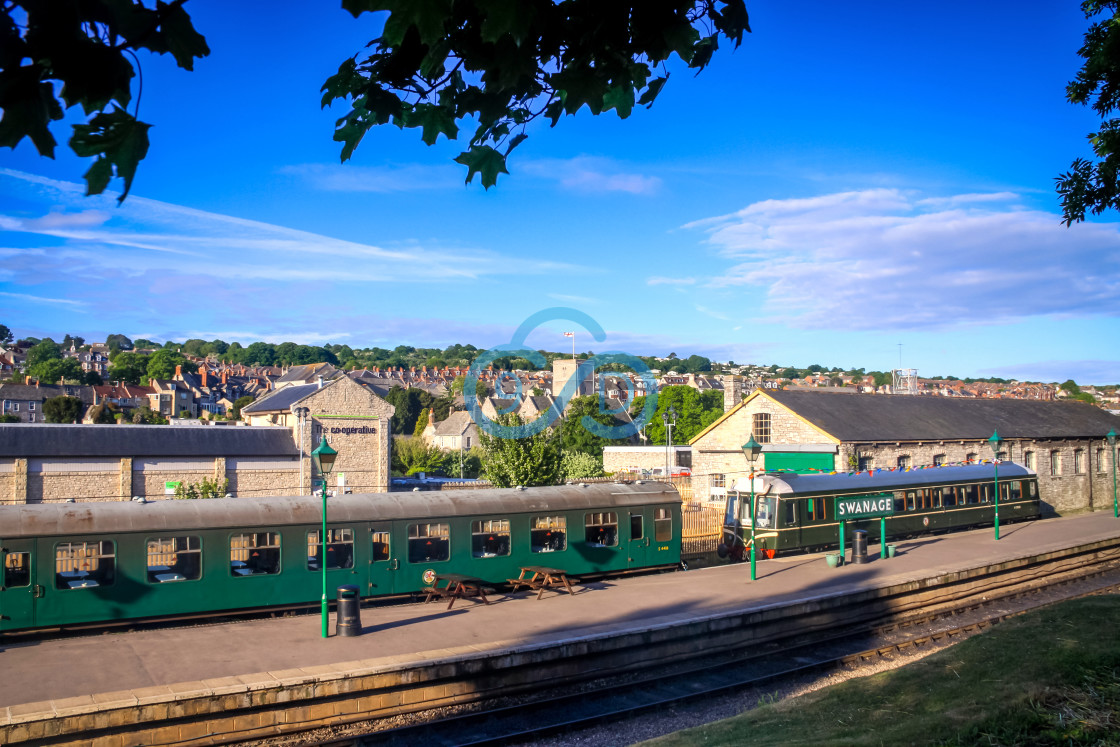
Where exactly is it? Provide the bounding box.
[603,445,692,475]
[690,389,1120,515]
[1,376,395,504]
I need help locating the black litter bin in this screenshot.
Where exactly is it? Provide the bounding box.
[336,585,362,637]
[851,530,869,564]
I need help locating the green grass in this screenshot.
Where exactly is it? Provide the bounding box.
[641,596,1120,747]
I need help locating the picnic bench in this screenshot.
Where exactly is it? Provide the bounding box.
[423,573,492,610]
[507,566,578,599]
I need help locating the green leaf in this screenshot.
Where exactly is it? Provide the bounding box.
[477,0,538,45]
[153,1,211,71]
[505,132,528,155]
[69,108,151,202]
[637,75,668,107]
[454,145,508,188]
[83,157,113,195]
[603,83,634,119]
[381,0,453,47]
[407,103,459,145]
[0,67,64,155]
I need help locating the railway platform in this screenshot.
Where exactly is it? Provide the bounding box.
[4,511,1120,745]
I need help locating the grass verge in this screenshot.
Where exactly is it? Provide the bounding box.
[641,595,1120,746]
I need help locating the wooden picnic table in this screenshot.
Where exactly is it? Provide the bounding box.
[507,566,578,600]
[423,573,492,610]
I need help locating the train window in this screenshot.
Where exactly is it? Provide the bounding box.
[471,518,511,558]
[230,532,281,576]
[655,508,673,541]
[1029,481,1038,497]
[371,530,391,562]
[146,536,201,582]
[893,492,905,512]
[4,552,30,588]
[531,515,566,553]
[755,497,776,529]
[585,512,618,546]
[980,484,992,504]
[1009,482,1023,501]
[805,498,826,522]
[942,487,958,507]
[783,501,796,527]
[963,484,980,505]
[630,514,644,541]
[408,523,450,563]
[54,541,115,590]
[307,529,354,570]
[906,491,916,511]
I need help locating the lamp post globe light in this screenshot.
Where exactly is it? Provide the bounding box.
[311,435,338,638]
[1108,428,1117,519]
[988,430,1001,541]
[741,434,763,582]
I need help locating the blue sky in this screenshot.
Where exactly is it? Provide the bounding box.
[2,2,1118,384]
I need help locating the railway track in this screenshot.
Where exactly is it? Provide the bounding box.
[278,564,1120,747]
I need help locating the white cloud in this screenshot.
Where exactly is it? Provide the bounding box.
[647,276,697,286]
[278,163,460,192]
[521,156,661,195]
[547,293,599,305]
[695,305,731,321]
[0,291,87,308]
[688,189,1120,331]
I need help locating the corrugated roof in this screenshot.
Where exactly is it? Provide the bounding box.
[0,424,298,457]
[764,390,1120,441]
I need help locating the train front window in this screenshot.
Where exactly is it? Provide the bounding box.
[472,518,510,558]
[655,508,673,542]
[755,496,776,529]
[146,536,201,582]
[371,530,391,562]
[230,532,281,576]
[531,515,566,552]
[55,540,115,590]
[4,552,30,588]
[408,523,450,563]
[585,512,618,546]
[307,528,354,570]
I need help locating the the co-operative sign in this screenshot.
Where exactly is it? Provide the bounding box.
[835,493,895,520]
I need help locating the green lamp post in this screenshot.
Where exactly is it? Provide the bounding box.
[741,434,763,581]
[988,430,1001,541]
[311,435,338,638]
[1108,429,1117,519]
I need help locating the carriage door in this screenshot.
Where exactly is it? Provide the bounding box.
[0,539,38,632]
[366,524,398,596]
[627,510,651,568]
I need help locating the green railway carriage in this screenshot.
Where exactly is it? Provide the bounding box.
[718,464,1040,560]
[0,483,681,634]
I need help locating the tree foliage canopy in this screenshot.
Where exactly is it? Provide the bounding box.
[0,0,209,201]
[478,413,559,487]
[324,0,750,188]
[43,395,83,423]
[1057,1,1120,223]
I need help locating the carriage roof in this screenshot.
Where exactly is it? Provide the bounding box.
[756,463,1035,498]
[1,482,679,539]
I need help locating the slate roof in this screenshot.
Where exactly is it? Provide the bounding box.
[0,424,298,457]
[433,410,475,437]
[275,362,337,384]
[764,390,1120,442]
[239,383,320,414]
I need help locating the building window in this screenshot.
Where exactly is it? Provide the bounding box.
[897,455,911,470]
[933,454,945,467]
[1074,449,1085,474]
[1098,448,1108,473]
[28,402,35,411]
[471,518,511,557]
[1024,451,1035,470]
[711,474,726,489]
[965,452,977,464]
[752,413,771,444]
[858,455,874,471]
[1050,450,1062,476]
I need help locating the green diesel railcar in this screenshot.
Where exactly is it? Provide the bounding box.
[0,482,681,634]
[718,463,1040,560]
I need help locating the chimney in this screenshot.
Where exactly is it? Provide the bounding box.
[35,379,39,389]
[200,369,208,387]
[25,375,30,385]
[723,375,742,413]
[317,375,323,389]
[175,364,182,378]
[222,370,228,385]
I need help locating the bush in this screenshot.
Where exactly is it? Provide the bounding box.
[174,477,228,500]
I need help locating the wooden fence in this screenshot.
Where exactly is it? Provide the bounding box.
[681,501,724,557]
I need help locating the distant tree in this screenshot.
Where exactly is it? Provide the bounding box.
[680,354,712,373]
[178,409,192,419]
[636,385,723,445]
[1060,379,1082,395]
[383,385,426,435]
[561,451,604,481]
[108,352,149,385]
[25,338,62,369]
[532,387,544,397]
[28,356,82,384]
[241,342,277,366]
[200,339,229,357]
[130,406,167,425]
[174,477,228,500]
[0,324,11,345]
[147,349,196,380]
[81,371,103,386]
[230,395,255,420]
[413,408,430,437]
[85,402,117,424]
[180,338,207,357]
[778,367,800,380]
[132,338,159,349]
[105,334,133,352]
[43,396,84,423]
[478,414,560,488]
[391,436,450,476]
[0,413,19,423]
[870,371,893,389]
[561,396,628,458]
